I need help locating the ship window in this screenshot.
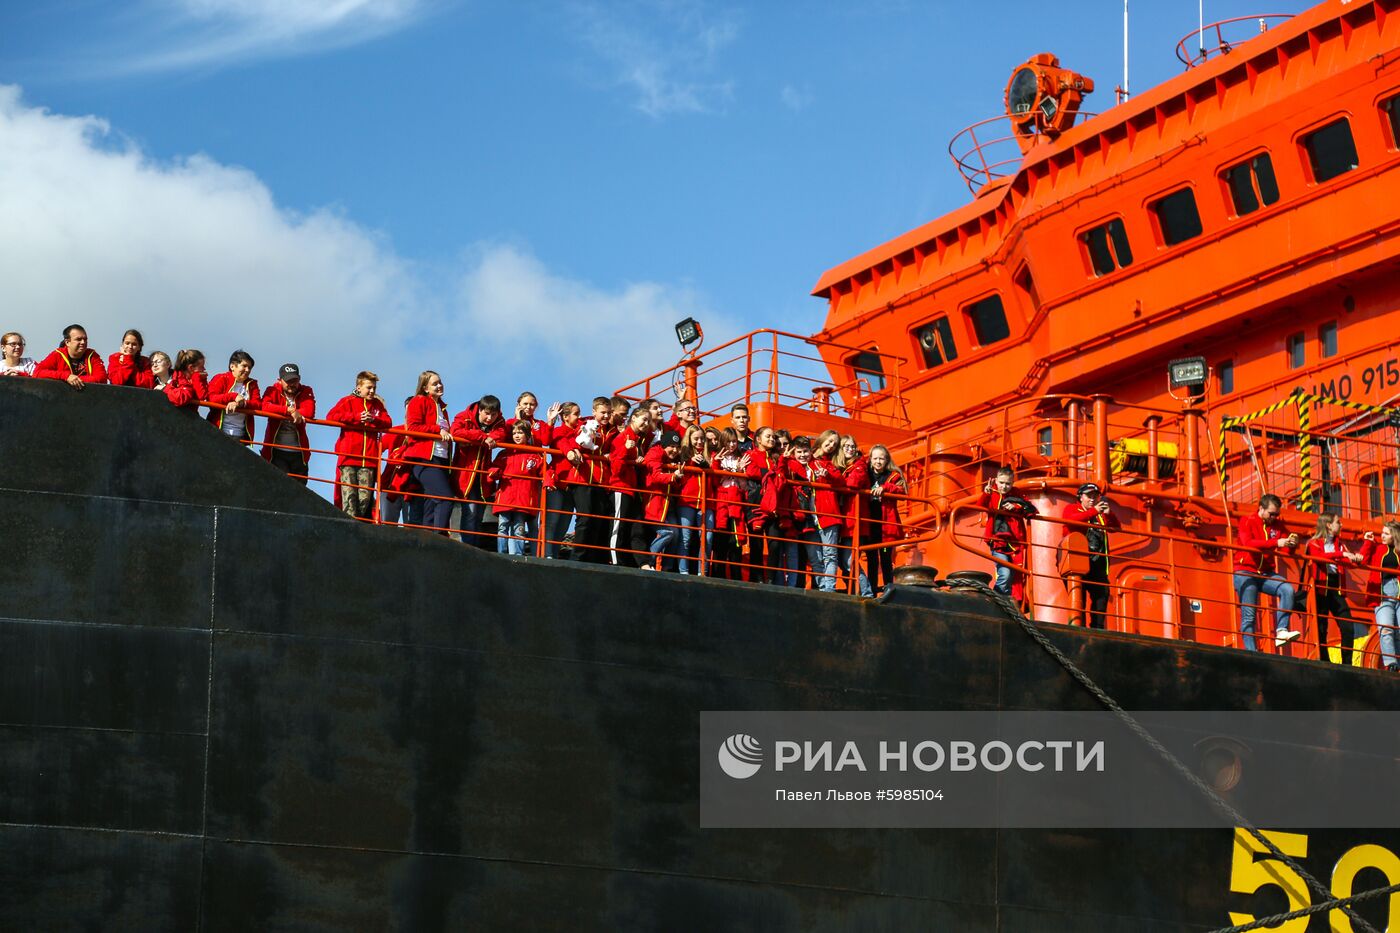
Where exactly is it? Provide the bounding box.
[1037,426,1054,457]
[1218,359,1234,395]
[1302,118,1359,183]
[847,350,886,391]
[1223,154,1280,216]
[915,317,958,369]
[1365,469,1399,518]
[1013,263,1040,311]
[1287,332,1306,370]
[1319,321,1338,358]
[1081,218,1133,276]
[965,294,1010,346]
[1384,95,1400,148]
[1150,188,1203,246]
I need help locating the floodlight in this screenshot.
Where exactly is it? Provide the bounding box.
[1168,356,1208,388]
[675,317,703,350]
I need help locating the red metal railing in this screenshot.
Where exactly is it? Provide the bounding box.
[1174,14,1293,68]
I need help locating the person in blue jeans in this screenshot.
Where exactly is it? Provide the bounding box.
[1231,493,1301,652]
[1364,521,1400,671]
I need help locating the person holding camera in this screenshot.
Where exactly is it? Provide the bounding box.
[1060,483,1120,629]
[1233,493,1302,652]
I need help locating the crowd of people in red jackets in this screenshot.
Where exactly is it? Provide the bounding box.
[6,324,908,594]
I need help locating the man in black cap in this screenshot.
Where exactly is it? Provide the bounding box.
[1060,483,1120,629]
[260,362,317,484]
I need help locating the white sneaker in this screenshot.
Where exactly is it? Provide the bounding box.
[1275,630,1301,648]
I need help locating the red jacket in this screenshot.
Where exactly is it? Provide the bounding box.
[205,373,261,438]
[327,393,392,471]
[807,455,848,531]
[607,427,648,491]
[746,447,789,530]
[1060,502,1121,567]
[450,403,507,498]
[1355,538,1400,608]
[380,425,418,495]
[403,395,451,462]
[977,487,1033,550]
[572,420,616,487]
[1234,512,1295,576]
[549,420,585,487]
[642,444,684,522]
[838,457,871,537]
[259,381,316,461]
[163,370,208,410]
[1302,536,1363,589]
[34,347,106,383]
[868,468,906,539]
[488,447,545,513]
[106,353,154,388]
[711,450,751,530]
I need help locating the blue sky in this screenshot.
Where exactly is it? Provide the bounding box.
[0,0,1308,414]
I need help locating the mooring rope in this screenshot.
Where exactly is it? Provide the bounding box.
[935,577,1387,933]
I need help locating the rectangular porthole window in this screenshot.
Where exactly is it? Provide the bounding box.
[1218,359,1234,395]
[1150,188,1203,246]
[1384,95,1400,148]
[1037,426,1053,457]
[1319,321,1338,358]
[1080,217,1133,276]
[964,294,1010,346]
[1302,118,1359,183]
[1287,332,1305,370]
[914,317,958,369]
[847,350,886,391]
[1223,153,1280,216]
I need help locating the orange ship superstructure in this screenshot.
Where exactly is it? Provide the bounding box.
[621,0,1400,662]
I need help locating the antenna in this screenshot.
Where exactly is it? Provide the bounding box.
[1122,0,1130,102]
[1199,0,1206,63]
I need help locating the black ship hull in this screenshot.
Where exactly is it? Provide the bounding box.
[3,379,1397,931]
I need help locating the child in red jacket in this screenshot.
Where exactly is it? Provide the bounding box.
[676,425,714,575]
[162,349,208,410]
[450,395,507,548]
[832,435,874,597]
[206,349,260,443]
[866,444,906,594]
[327,371,392,519]
[643,429,686,570]
[570,396,618,563]
[488,420,545,556]
[107,329,155,388]
[711,427,751,580]
[976,466,1037,602]
[607,406,653,568]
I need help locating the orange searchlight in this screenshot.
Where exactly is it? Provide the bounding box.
[1004,53,1094,152]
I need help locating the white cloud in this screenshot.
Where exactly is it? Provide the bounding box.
[779,83,811,113]
[75,0,428,76]
[453,243,731,399]
[569,1,739,117]
[0,84,726,412]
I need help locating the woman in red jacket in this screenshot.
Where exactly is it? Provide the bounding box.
[865,444,906,595]
[403,370,455,534]
[327,371,392,519]
[1303,513,1365,664]
[488,420,545,556]
[832,435,874,597]
[107,329,155,388]
[606,407,653,567]
[162,349,208,410]
[743,426,787,585]
[1359,521,1400,670]
[206,349,260,443]
[675,425,713,575]
[710,427,750,580]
